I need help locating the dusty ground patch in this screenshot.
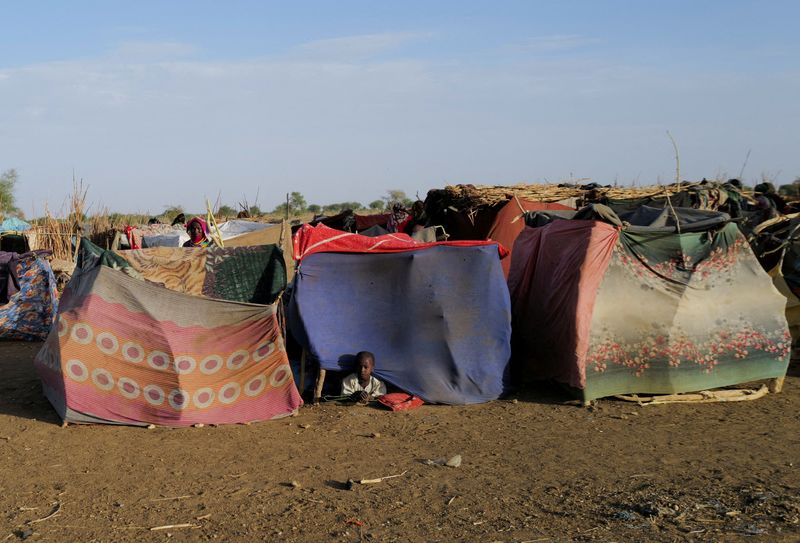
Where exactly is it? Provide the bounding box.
[1,341,798,542]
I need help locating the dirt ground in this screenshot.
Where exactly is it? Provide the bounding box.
[1,341,798,542]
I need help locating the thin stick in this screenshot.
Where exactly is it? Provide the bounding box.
[149,495,192,502]
[206,198,224,248]
[149,523,199,531]
[666,130,681,187]
[616,384,769,405]
[663,188,681,235]
[355,470,408,485]
[28,503,61,524]
[739,148,751,179]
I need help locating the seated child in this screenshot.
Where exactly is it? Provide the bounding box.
[341,351,387,403]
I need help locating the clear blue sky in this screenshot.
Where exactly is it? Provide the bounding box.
[1,0,798,216]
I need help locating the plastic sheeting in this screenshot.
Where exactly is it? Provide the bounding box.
[217,220,275,237]
[289,244,512,404]
[0,217,31,232]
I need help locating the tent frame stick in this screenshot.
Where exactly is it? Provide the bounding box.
[769,376,785,393]
[313,368,326,405]
[299,349,306,398]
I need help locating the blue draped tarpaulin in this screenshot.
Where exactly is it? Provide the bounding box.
[288,244,512,404]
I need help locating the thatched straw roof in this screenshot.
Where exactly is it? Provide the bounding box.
[428,182,698,209]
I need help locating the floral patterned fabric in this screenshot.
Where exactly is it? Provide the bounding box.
[510,220,790,401]
[583,223,789,400]
[0,253,58,341]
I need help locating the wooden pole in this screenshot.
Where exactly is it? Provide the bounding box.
[299,349,306,399]
[769,376,785,394]
[313,368,326,405]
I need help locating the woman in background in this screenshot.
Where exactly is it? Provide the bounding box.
[183,216,215,248]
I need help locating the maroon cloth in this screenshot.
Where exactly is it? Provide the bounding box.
[508,221,617,389]
[488,198,574,278]
[355,213,390,231]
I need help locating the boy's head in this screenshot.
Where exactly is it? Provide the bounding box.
[355,351,375,381]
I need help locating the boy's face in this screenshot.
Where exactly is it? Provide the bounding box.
[358,357,374,381]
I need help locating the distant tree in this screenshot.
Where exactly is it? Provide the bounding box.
[383,189,407,205]
[339,201,363,211]
[272,202,288,216]
[307,204,321,215]
[289,192,307,215]
[217,204,236,217]
[779,179,800,197]
[369,200,385,211]
[0,169,19,215]
[323,204,342,214]
[249,205,262,217]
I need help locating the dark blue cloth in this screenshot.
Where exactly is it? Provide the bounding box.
[289,245,511,404]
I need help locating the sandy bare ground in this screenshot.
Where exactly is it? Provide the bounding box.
[1,340,798,542]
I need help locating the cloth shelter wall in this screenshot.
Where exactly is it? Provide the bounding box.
[289,245,512,404]
[35,262,301,427]
[583,223,789,400]
[223,221,295,282]
[508,221,618,389]
[767,268,800,355]
[0,252,58,341]
[510,220,790,401]
[487,198,573,278]
[110,243,286,304]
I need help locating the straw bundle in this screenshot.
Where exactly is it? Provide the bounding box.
[432,182,697,209]
[30,182,88,261]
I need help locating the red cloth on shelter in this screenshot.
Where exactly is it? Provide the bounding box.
[293,223,508,262]
[508,220,617,389]
[488,198,573,278]
[124,226,141,250]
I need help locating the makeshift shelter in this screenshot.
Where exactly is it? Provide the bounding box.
[486,197,573,277]
[0,217,32,232]
[288,224,511,404]
[118,220,295,281]
[222,220,295,281]
[0,217,33,253]
[0,251,58,341]
[751,213,800,349]
[35,239,301,426]
[508,205,790,402]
